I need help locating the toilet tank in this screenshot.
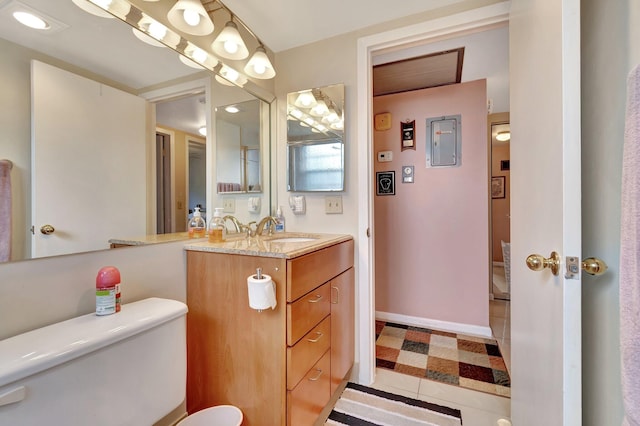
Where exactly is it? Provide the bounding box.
[0,298,188,426]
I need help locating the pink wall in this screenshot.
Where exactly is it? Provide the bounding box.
[373,79,489,328]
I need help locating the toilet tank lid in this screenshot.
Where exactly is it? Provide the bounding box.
[0,298,187,388]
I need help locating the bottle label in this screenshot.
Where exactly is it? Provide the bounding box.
[96,287,116,315]
[115,283,121,312]
[275,221,285,232]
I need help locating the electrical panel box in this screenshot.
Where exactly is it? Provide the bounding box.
[426,115,462,168]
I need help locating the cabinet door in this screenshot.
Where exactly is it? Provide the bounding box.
[330,267,355,395]
[288,350,331,426]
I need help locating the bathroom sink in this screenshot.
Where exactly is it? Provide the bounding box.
[267,237,318,243]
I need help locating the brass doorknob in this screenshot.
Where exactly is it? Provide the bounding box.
[582,257,608,276]
[40,224,55,235]
[526,251,560,276]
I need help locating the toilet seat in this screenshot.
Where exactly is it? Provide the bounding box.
[177,405,243,426]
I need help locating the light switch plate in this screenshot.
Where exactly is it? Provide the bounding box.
[223,198,235,213]
[325,196,343,214]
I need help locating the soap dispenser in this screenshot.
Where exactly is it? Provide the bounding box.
[188,206,206,239]
[208,207,226,243]
[275,206,285,233]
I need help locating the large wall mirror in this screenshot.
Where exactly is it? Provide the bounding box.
[0,0,273,263]
[286,84,345,192]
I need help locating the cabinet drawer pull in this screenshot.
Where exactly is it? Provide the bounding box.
[331,285,340,304]
[307,331,323,343]
[308,368,323,381]
[308,294,323,303]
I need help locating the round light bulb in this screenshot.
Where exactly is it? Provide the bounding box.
[224,40,239,54]
[148,21,167,40]
[224,68,239,82]
[91,0,113,9]
[252,63,266,75]
[191,48,207,63]
[182,8,200,26]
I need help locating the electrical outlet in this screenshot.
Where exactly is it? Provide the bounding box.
[325,196,343,214]
[222,198,235,213]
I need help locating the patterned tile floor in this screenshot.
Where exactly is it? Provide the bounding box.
[376,321,511,397]
[369,300,512,425]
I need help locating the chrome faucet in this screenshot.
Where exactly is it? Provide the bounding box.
[256,216,279,236]
[223,215,243,233]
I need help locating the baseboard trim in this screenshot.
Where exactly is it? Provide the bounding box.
[376,311,493,338]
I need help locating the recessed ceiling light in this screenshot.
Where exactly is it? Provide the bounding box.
[496,131,511,142]
[225,106,240,114]
[12,10,49,29]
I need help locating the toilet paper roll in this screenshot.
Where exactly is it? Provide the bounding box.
[247,274,277,310]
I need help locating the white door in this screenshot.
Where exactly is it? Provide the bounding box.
[510,0,582,424]
[31,61,147,258]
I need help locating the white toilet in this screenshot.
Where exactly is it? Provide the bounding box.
[0,297,242,425]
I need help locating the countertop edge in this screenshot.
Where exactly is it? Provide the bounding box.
[183,233,353,259]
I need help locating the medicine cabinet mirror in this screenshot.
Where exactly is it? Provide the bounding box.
[286,83,345,192]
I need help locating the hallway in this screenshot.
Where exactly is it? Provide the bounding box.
[370,300,511,425]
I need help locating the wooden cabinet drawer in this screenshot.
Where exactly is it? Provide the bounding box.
[287,282,330,346]
[287,350,331,426]
[287,316,330,390]
[287,240,354,302]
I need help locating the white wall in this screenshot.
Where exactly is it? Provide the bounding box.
[0,38,34,261]
[0,241,187,340]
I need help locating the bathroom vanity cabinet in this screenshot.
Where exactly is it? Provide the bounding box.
[185,236,354,426]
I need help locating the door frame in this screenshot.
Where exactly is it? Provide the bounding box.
[355,1,511,385]
[139,77,212,234]
[488,111,511,300]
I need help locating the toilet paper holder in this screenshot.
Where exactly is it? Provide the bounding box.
[248,268,277,312]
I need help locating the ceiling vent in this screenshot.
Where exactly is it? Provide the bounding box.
[373,47,464,97]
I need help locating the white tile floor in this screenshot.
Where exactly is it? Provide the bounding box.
[370,299,512,426]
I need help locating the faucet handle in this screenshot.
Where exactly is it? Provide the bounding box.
[243,222,257,238]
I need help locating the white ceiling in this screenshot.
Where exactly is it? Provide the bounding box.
[220,0,467,52]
